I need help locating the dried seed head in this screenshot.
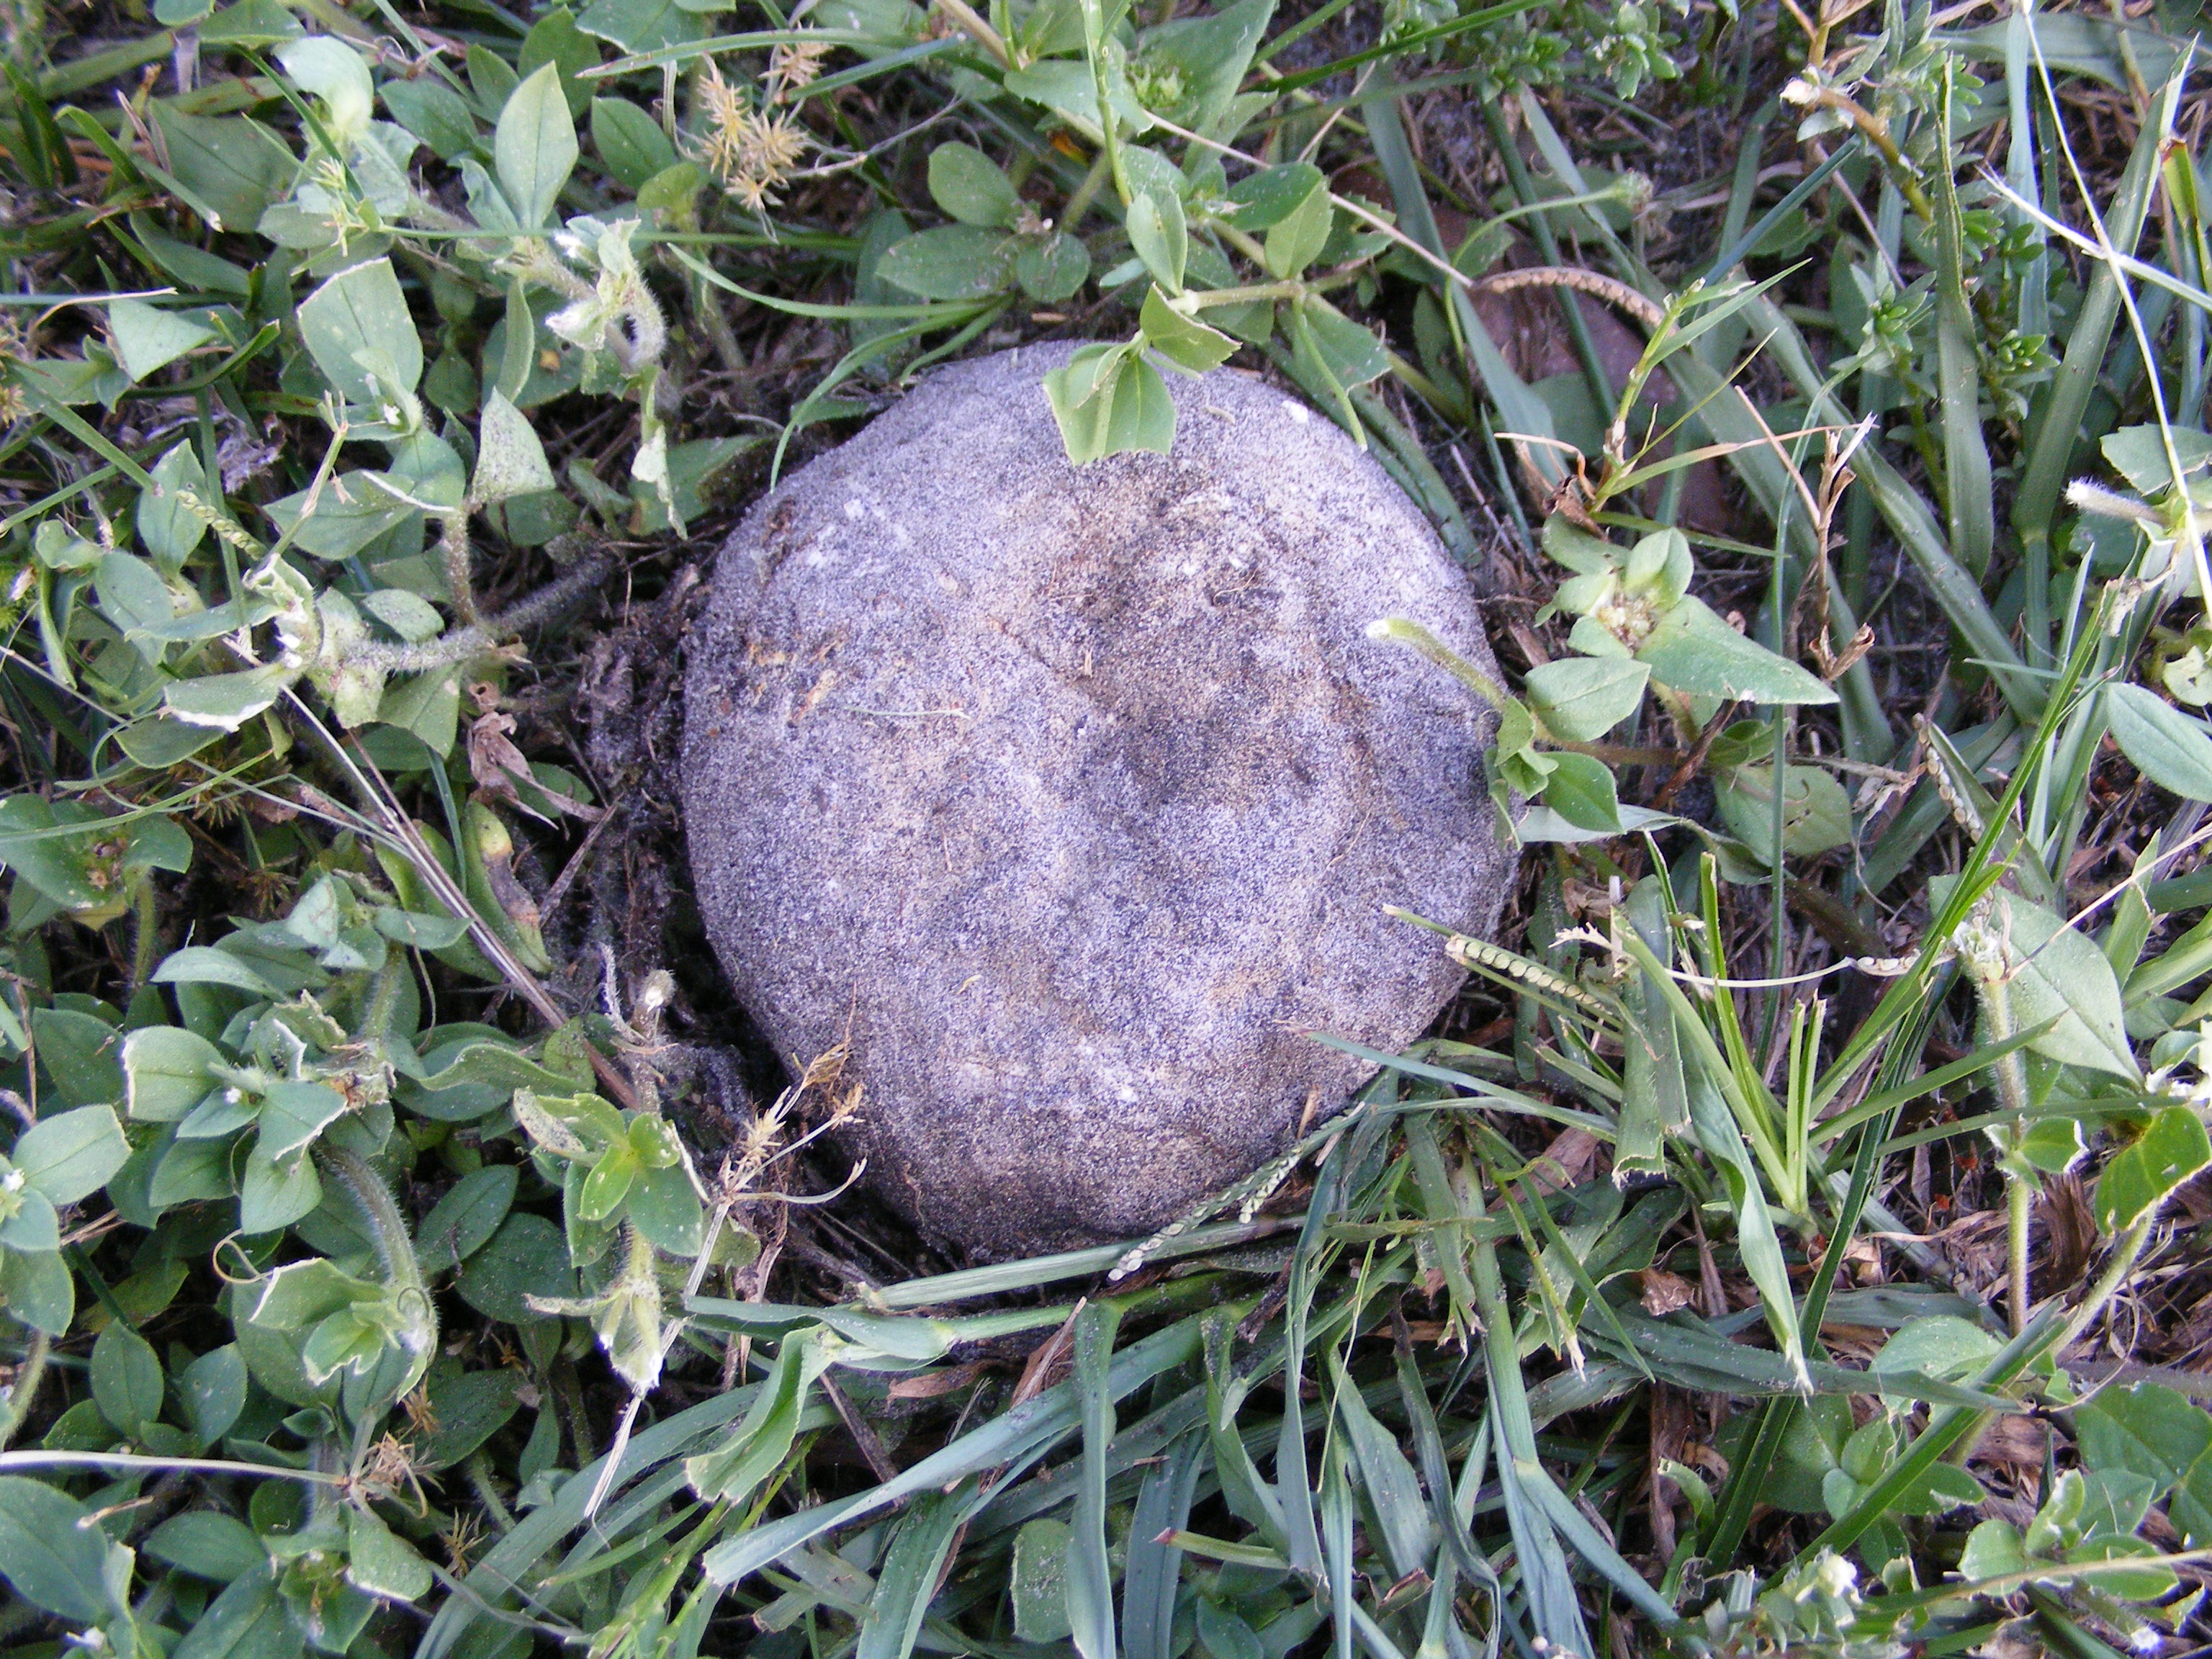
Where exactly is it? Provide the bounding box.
[691,59,809,210]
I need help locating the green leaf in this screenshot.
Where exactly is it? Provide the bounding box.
[875,225,1015,300]
[1137,0,1272,135]
[578,1140,640,1220]
[180,1344,248,1445]
[0,1476,127,1623]
[2108,682,2212,801]
[1010,1519,1074,1643]
[415,1164,518,1272]
[297,258,423,405]
[239,1141,322,1234]
[472,390,557,505]
[152,108,295,233]
[0,1188,57,1251]
[1715,762,1853,857]
[1126,189,1187,295]
[629,1160,703,1254]
[457,1212,575,1323]
[122,1025,224,1123]
[1293,305,1387,390]
[30,1009,124,1107]
[2074,1381,2211,1498]
[518,5,601,114]
[14,1104,130,1204]
[1635,596,1838,704]
[275,36,373,141]
[1017,232,1091,301]
[590,95,675,189]
[91,1321,166,1437]
[346,1509,433,1601]
[1524,656,1650,742]
[2100,423,2212,498]
[0,1246,73,1333]
[1226,162,1326,230]
[89,1327,163,1442]
[1870,1316,2002,1405]
[261,474,412,560]
[165,665,295,733]
[575,0,707,55]
[1043,346,1177,464]
[256,1081,348,1160]
[108,299,215,382]
[495,63,578,229]
[1264,179,1331,279]
[685,1331,833,1508]
[412,1368,524,1470]
[1139,287,1235,374]
[2096,1103,2212,1231]
[1957,1518,2028,1583]
[152,945,280,994]
[2017,1115,2088,1174]
[172,1565,301,1659]
[1987,892,2138,1079]
[384,78,478,163]
[928,142,1019,228]
[1194,1599,1264,1659]
[140,441,210,569]
[146,1513,266,1583]
[1538,750,1621,834]
[1000,58,1152,145]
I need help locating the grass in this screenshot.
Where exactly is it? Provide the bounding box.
[4,0,2212,1655]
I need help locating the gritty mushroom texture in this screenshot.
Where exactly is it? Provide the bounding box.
[683,342,1516,1258]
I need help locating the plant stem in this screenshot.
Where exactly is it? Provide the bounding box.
[0,1331,48,1452]
[351,552,616,677]
[465,1447,517,1533]
[1060,149,1114,233]
[2060,1210,2158,1355]
[1980,974,2036,1334]
[439,511,480,626]
[128,874,160,996]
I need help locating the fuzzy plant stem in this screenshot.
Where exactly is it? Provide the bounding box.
[352,552,616,678]
[315,1145,437,1383]
[129,876,160,996]
[0,1331,48,1452]
[439,512,480,626]
[1977,969,2036,1334]
[465,1447,517,1533]
[2059,1210,2159,1356]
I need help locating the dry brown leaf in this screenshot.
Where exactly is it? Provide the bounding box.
[2038,1172,2098,1296]
[1012,1305,1079,1406]
[887,1361,989,1401]
[1528,1127,1604,1195]
[1969,1412,2051,1471]
[467,704,603,824]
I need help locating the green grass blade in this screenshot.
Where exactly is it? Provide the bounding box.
[1068,1300,1123,1659]
[855,1485,979,1659]
[1357,74,1561,485]
[1933,63,1996,582]
[2011,70,2182,595]
[1465,1180,1595,1659]
[703,1318,1208,1585]
[1321,1433,1356,1659]
[1122,1434,1205,1659]
[1329,1351,1438,1581]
